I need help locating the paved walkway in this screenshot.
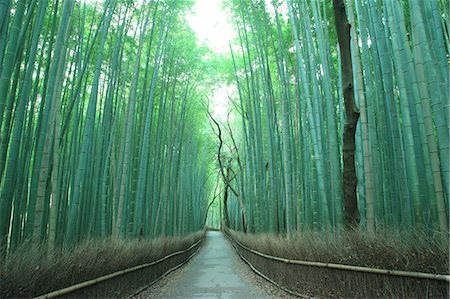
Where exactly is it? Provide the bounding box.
[145,231,273,298]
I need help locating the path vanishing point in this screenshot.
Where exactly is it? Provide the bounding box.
[135,231,288,298]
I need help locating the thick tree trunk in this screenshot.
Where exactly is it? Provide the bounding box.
[333,0,360,229]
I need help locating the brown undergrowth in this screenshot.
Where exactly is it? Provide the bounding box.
[228,228,448,298]
[229,228,447,274]
[0,230,204,298]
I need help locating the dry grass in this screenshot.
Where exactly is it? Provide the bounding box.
[230,228,448,274]
[0,230,204,298]
[228,228,448,298]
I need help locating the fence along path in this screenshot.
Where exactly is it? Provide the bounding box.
[137,231,274,298]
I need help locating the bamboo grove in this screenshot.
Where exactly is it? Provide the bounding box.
[0,0,448,257]
[222,0,448,235]
[0,0,212,256]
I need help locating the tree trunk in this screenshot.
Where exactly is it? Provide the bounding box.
[333,0,360,229]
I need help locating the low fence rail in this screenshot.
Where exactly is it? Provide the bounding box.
[33,238,203,299]
[224,229,449,298]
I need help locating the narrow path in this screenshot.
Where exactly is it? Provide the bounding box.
[136,231,293,298]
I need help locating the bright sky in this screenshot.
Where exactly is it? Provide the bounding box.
[187,0,236,122]
[187,0,235,54]
[210,84,236,122]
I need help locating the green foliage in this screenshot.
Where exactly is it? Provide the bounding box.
[0,0,447,260]
[0,0,214,256]
[222,0,449,235]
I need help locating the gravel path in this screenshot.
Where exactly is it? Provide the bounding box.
[134,231,297,298]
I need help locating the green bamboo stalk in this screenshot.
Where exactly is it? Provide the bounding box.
[66,0,115,246]
[0,0,26,137]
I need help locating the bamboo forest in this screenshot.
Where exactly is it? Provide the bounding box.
[0,0,448,298]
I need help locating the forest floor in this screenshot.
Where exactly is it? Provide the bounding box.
[134,231,296,298]
[0,232,204,298]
